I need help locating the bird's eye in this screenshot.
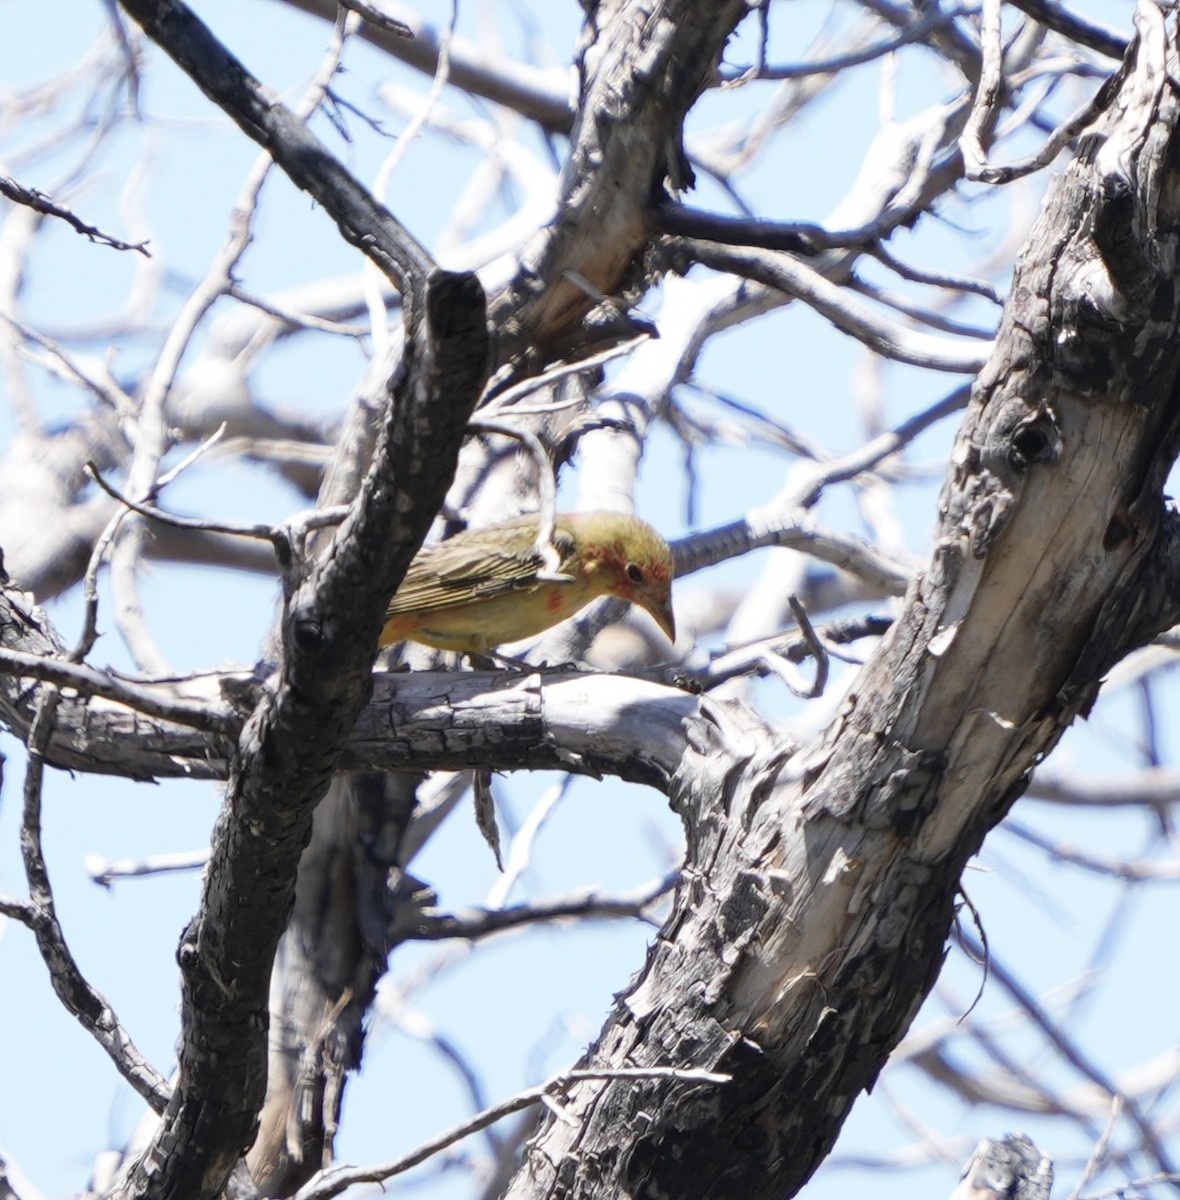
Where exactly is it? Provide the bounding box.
[626,562,644,584]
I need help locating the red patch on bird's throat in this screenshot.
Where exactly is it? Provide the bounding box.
[545,589,566,612]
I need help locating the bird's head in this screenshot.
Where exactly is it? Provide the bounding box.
[567,512,677,643]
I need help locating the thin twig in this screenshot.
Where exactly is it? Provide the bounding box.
[754,597,830,699]
[86,461,348,557]
[955,885,990,1021]
[76,459,348,660]
[466,421,568,580]
[293,1066,730,1200]
[17,690,171,1111]
[87,848,212,888]
[1002,820,1180,880]
[410,874,676,941]
[869,241,1003,304]
[0,312,138,415]
[0,646,240,735]
[848,277,996,339]
[1079,1173,1180,1200]
[482,335,651,414]
[696,614,894,689]
[790,386,971,508]
[682,239,991,374]
[86,461,278,541]
[720,5,976,81]
[224,282,373,337]
[154,423,228,488]
[486,777,570,909]
[956,929,1180,1182]
[961,0,1005,179]
[0,174,151,254]
[72,496,132,664]
[1068,1095,1124,1200]
[362,0,457,351]
[966,47,1119,187]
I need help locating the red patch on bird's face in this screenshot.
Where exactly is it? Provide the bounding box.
[597,547,628,589]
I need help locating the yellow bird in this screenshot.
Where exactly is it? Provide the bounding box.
[380,511,676,653]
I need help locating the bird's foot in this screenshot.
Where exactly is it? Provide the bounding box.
[464,651,589,673]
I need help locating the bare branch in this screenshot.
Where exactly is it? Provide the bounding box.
[1006,0,1129,60]
[16,691,171,1111]
[119,0,435,295]
[697,614,894,690]
[86,461,283,543]
[869,242,1004,304]
[776,595,830,699]
[1002,820,1180,880]
[965,59,1118,184]
[101,3,490,1195]
[0,174,150,254]
[293,1066,731,1200]
[956,931,1179,1181]
[960,0,1006,180]
[721,6,977,82]
[673,514,914,594]
[1067,1097,1124,1200]
[1080,1174,1180,1200]
[681,239,991,373]
[283,0,574,133]
[409,875,675,942]
[1027,767,1180,808]
[0,645,239,735]
[87,848,211,887]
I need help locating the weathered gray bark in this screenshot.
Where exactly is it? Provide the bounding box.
[489,0,750,362]
[0,598,699,783]
[247,772,420,1196]
[245,2,752,1191]
[91,5,492,1199]
[950,1135,1053,1200]
[5,4,1179,1198]
[108,277,487,1200]
[498,10,1180,1197]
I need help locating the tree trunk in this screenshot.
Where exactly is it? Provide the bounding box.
[503,11,1180,1197]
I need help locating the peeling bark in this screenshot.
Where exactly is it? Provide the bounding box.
[491,0,749,360]
[501,12,1180,1197]
[5,4,1180,1198]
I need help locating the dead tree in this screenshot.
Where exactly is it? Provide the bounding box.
[1,2,1177,1199]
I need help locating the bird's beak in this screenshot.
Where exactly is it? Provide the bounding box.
[647,594,676,644]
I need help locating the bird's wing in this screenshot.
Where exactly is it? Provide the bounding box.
[385,521,576,615]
